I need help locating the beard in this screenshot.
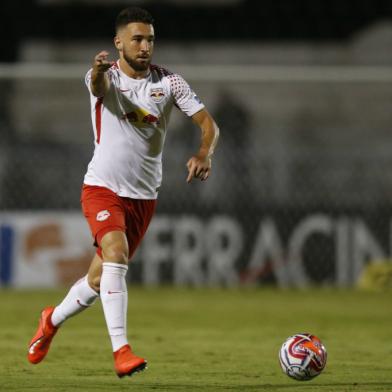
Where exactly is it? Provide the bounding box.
[123,51,151,72]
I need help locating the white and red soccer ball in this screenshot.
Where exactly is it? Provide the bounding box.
[279,333,327,381]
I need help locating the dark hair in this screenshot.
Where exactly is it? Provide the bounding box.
[115,7,154,31]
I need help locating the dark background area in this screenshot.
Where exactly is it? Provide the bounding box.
[3,0,392,62]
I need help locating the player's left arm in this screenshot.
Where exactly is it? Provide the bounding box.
[186,109,219,183]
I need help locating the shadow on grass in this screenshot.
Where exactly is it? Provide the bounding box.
[133,381,392,390]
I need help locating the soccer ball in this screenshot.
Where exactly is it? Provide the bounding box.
[279,333,327,381]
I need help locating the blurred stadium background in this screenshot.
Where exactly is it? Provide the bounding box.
[1,0,392,289]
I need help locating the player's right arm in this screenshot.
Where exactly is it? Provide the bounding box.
[90,51,113,97]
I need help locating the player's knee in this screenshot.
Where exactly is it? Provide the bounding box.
[102,243,128,264]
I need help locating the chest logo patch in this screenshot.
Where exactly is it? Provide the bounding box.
[150,88,165,103]
[122,107,160,126]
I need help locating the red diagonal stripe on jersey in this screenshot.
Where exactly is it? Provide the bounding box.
[95,97,103,144]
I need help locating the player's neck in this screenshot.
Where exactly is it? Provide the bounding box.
[118,58,149,80]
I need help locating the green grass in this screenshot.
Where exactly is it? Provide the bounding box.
[0,287,391,391]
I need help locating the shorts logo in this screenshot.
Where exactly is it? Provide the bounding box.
[150,88,165,103]
[96,210,110,222]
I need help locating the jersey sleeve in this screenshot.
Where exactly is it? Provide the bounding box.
[168,73,205,117]
[85,68,93,93]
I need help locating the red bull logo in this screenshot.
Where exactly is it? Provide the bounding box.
[122,107,160,126]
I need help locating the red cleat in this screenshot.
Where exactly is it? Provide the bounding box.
[27,306,58,364]
[114,344,147,378]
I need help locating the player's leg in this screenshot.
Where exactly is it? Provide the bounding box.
[99,230,129,352]
[27,253,100,364]
[98,229,147,377]
[51,254,101,326]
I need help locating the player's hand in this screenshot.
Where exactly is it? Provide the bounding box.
[93,51,114,73]
[186,154,211,183]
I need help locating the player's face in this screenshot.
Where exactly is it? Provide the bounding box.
[115,23,155,72]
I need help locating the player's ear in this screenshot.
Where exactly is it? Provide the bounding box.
[114,36,123,51]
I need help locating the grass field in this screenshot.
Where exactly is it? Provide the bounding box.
[0,287,391,392]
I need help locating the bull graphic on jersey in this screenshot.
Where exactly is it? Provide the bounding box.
[150,88,165,103]
[122,107,160,126]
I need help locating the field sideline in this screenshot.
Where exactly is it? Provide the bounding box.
[0,287,391,392]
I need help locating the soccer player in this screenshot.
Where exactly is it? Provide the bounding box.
[27,6,219,378]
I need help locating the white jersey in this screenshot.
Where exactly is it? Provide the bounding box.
[84,61,205,199]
